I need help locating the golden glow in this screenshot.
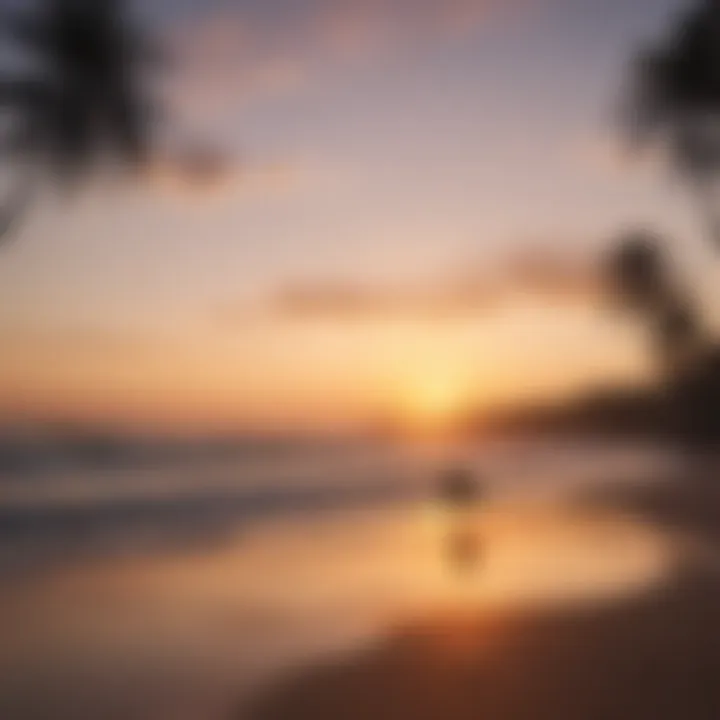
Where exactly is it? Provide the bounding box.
[392,371,474,436]
[0,310,652,432]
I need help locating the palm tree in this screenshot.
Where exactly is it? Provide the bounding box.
[626,0,720,245]
[605,231,720,450]
[606,230,670,312]
[653,295,705,375]
[0,0,160,242]
[605,231,705,375]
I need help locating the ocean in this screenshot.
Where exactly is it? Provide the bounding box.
[0,438,684,719]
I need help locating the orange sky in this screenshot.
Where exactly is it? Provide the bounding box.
[0,0,712,434]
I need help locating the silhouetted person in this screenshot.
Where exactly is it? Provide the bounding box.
[438,467,484,576]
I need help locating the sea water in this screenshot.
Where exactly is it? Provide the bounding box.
[0,438,685,719]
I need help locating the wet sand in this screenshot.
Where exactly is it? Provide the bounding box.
[249,479,720,720]
[0,467,710,720]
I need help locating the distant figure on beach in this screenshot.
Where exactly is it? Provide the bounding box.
[438,467,484,575]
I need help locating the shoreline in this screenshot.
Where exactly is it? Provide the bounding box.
[247,475,720,720]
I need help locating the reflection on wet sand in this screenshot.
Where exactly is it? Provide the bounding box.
[0,497,684,720]
[250,571,720,720]
[249,481,720,720]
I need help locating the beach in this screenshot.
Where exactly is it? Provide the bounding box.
[250,475,720,720]
[0,441,711,719]
[3,0,720,716]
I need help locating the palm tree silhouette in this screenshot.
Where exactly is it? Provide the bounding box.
[626,0,720,245]
[606,231,704,376]
[0,0,160,242]
[606,231,669,312]
[604,231,720,455]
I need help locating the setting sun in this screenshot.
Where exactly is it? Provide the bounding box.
[393,373,474,436]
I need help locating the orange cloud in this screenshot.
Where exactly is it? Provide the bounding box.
[271,276,498,320]
[503,248,603,303]
[258,248,601,322]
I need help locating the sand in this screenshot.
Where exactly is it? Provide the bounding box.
[248,478,720,720]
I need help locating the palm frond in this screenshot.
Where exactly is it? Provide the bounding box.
[0,0,163,244]
[0,8,49,50]
[0,78,52,110]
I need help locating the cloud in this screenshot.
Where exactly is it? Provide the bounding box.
[168,0,517,114]
[270,274,499,321]
[0,326,164,359]
[146,144,234,193]
[146,149,307,201]
[502,248,603,302]
[308,0,503,59]
[573,131,668,180]
[254,247,602,323]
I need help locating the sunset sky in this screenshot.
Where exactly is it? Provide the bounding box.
[0,0,715,434]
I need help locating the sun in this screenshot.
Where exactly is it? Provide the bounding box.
[394,374,472,437]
